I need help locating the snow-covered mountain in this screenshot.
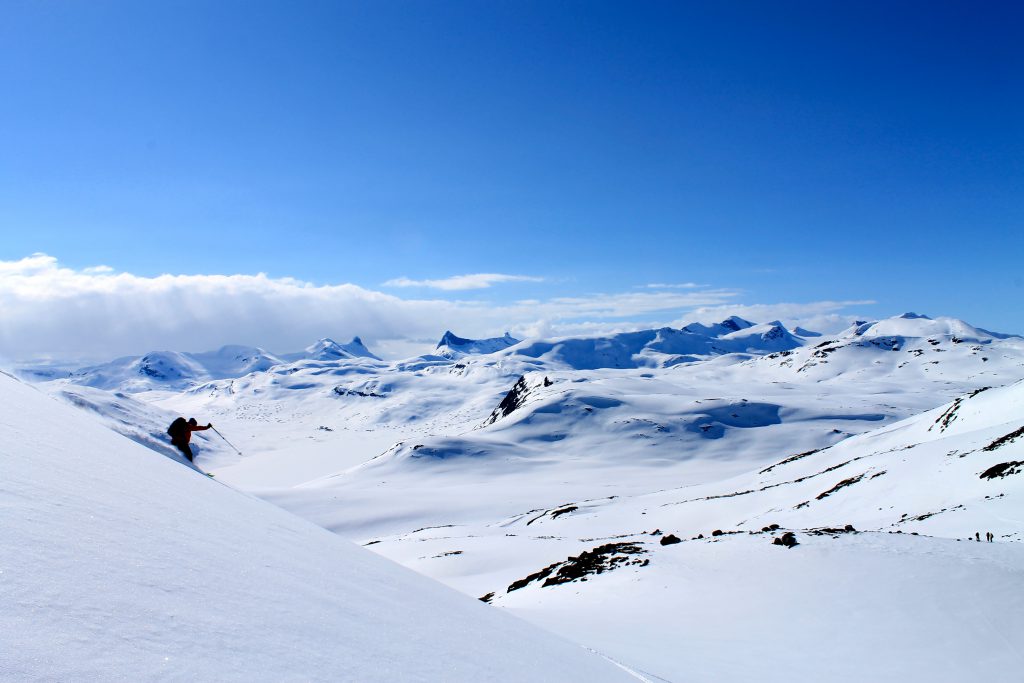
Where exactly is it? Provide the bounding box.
[284,336,382,362]
[0,371,632,681]
[845,311,1012,340]
[47,337,382,393]
[64,345,286,392]
[435,330,521,359]
[499,318,806,369]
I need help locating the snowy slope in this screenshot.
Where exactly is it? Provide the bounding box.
[358,381,1024,682]
[0,372,634,682]
[42,383,231,467]
[497,532,1024,683]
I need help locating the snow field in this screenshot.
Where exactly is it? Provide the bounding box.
[16,312,1024,681]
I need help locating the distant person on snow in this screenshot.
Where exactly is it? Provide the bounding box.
[167,417,212,463]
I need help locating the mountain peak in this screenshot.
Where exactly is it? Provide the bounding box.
[302,337,381,361]
[720,316,754,332]
[436,331,522,358]
[437,331,467,348]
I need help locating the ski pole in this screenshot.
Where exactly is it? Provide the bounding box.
[211,426,243,456]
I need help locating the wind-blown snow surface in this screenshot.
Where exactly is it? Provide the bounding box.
[24,313,1024,681]
[0,372,634,682]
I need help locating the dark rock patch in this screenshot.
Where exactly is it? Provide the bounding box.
[980,461,1024,480]
[816,473,866,500]
[759,448,821,474]
[550,505,578,520]
[332,386,384,398]
[982,426,1024,453]
[485,375,553,425]
[930,398,963,432]
[527,504,579,525]
[506,542,648,593]
[772,532,798,548]
[807,525,856,537]
[659,534,682,546]
[488,376,531,423]
[479,592,495,603]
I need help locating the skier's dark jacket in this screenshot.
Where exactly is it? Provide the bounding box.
[167,417,209,444]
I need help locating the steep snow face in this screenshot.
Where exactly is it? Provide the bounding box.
[0,373,633,682]
[435,331,521,359]
[43,383,231,467]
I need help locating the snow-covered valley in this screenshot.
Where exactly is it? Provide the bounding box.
[9,312,1024,681]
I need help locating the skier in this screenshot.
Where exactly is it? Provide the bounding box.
[167,417,212,463]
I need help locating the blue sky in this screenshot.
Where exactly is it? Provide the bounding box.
[0,1,1021,357]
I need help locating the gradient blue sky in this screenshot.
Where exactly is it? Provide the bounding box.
[1,1,1022,353]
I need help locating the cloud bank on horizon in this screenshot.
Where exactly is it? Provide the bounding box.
[383,273,545,290]
[0,254,873,361]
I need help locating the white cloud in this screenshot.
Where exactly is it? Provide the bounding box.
[0,254,874,362]
[643,282,703,289]
[383,273,544,290]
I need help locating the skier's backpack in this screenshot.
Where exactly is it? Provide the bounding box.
[167,417,188,442]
